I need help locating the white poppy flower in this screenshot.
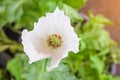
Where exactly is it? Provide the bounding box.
[21,8,80,71]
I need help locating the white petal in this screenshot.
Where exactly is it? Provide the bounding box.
[34,8,71,38]
[47,43,69,71]
[34,8,80,54]
[21,30,50,63]
[59,24,80,53]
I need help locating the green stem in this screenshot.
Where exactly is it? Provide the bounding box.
[43,58,48,72]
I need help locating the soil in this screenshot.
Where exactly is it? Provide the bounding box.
[80,0,120,42]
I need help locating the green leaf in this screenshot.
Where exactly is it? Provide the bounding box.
[0,0,58,30]
[38,64,78,80]
[90,54,104,73]
[65,12,117,80]
[6,0,23,23]
[7,55,22,80]
[62,0,87,9]
[7,54,79,80]
[62,4,83,22]
[79,63,100,80]
[86,12,113,29]
[77,13,113,51]
[0,5,7,28]
[0,29,23,53]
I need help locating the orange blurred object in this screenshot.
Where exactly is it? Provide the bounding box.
[80,0,120,41]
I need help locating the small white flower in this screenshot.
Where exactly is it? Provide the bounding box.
[21,8,80,71]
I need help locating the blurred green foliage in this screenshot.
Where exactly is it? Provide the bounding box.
[7,54,79,80]
[0,69,9,80]
[0,29,22,53]
[0,0,85,30]
[66,13,120,80]
[65,13,120,80]
[62,0,87,9]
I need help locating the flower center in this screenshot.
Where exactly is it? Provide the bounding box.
[47,34,62,49]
